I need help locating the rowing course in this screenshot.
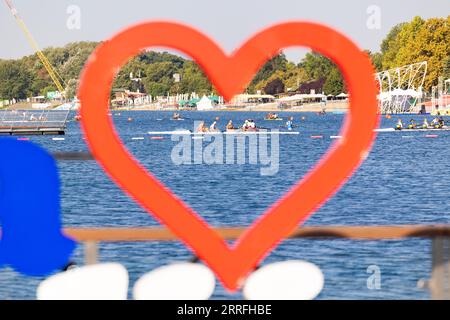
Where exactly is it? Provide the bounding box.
[2,111,449,300]
[148,128,450,136]
[147,130,300,135]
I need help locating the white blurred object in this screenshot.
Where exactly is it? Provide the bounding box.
[37,263,128,300]
[133,263,215,300]
[243,260,324,300]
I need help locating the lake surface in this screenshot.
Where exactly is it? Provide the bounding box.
[1,111,449,299]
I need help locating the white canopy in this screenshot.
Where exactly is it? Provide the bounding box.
[277,94,305,102]
[336,93,349,98]
[277,93,326,102]
[196,95,215,110]
[390,88,421,97]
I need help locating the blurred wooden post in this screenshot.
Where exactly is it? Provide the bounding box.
[430,237,450,300]
[84,241,98,265]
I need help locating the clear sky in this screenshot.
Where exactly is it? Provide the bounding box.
[1,0,449,61]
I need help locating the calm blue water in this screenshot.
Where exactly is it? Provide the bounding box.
[1,111,449,299]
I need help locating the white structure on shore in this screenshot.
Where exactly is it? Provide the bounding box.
[431,77,450,114]
[276,93,327,108]
[375,61,427,114]
[196,95,216,110]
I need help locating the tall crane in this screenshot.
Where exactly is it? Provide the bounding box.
[4,0,66,95]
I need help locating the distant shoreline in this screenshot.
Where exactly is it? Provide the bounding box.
[1,101,349,112]
[112,101,349,113]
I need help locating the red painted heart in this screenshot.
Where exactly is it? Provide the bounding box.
[78,21,379,291]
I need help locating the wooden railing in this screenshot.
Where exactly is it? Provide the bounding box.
[63,225,450,241]
[60,225,450,300]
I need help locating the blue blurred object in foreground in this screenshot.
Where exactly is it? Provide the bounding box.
[0,138,76,276]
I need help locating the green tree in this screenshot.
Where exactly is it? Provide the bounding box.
[59,42,98,81]
[264,78,285,95]
[179,61,213,95]
[379,16,450,90]
[0,60,32,99]
[300,52,334,80]
[380,22,408,69]
[444,55,450,79]
[323,67,345,95]
[248,54,288,92]
[142,61,178,96]
[284,62,308,91]
[112,57,146,92]
[366,50,383,72]
[65,79,79,99]
[143,81,170,96]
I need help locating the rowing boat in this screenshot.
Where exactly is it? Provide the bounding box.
[147,130,299,135]
[375,126,450,133]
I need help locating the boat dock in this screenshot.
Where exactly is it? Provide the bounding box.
[0,110,70,135]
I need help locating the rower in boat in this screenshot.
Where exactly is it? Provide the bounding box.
[431,117,438,127]
[243,119,257,131]
[196,121,209,133]
[265,113,281,120]
[422,118,429,129]
[286,117,294,131]
[172,112,182,120]
[226,120,236,131]
[209,121,219,132]
[408,119,416,129]
[242,119,250,131]
[431,117,443,129]
[395,119,403,130]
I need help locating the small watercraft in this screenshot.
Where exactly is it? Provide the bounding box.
[264,113,283,121]
[171,112,184,121]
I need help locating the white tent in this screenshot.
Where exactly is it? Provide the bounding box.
[390,88,421,97]
[336,93,349,98]
[196,95,215,110]
[277,93,326,102]
[277,94,305,102]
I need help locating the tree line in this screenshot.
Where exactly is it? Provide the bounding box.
[0,15,448,101]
